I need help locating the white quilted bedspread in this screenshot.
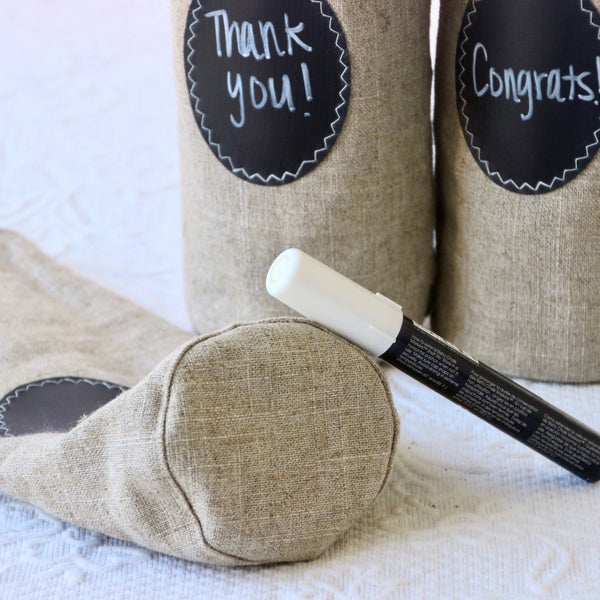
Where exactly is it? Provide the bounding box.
[2,1,600,598]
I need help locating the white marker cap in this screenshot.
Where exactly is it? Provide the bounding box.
[266,248,404,357]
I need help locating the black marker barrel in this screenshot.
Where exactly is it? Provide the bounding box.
[267,249,600,482]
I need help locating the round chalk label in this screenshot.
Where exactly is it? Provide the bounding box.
[456,0,600,194]
[184,0,351,186]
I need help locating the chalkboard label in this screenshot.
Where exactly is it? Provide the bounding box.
[0,378,127,436]
[185,0,351,186]
[456,0,600,194]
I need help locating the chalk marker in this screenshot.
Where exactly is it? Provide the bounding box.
[266,248,600,482]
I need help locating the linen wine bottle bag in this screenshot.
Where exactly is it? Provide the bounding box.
[0,230,398,565]
[172,0,435,333]
[434,0,600,382]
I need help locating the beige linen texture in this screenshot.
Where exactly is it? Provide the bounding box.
[433,0,600,382]
[0,232,398,565]
[0,230,192,393]
[172,0,435,333]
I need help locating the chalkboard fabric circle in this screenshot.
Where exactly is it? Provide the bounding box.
[457,0,600,195]
[0,378,127,436]
[184,0,351,186]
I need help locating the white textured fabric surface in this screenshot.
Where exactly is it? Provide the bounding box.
[2,1,600,598]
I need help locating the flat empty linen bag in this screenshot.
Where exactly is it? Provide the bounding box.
[0,230,398,565]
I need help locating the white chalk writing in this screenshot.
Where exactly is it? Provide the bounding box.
[472,42,598,121]
[204,9,314,127]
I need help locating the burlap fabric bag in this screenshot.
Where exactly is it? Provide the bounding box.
[172,0,435,333]
[434,0,600,382]
[0,231,398,565]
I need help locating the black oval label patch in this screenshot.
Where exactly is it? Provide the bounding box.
[457,0,600,194]
[0,377,127,436]
[184,0,351,186]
